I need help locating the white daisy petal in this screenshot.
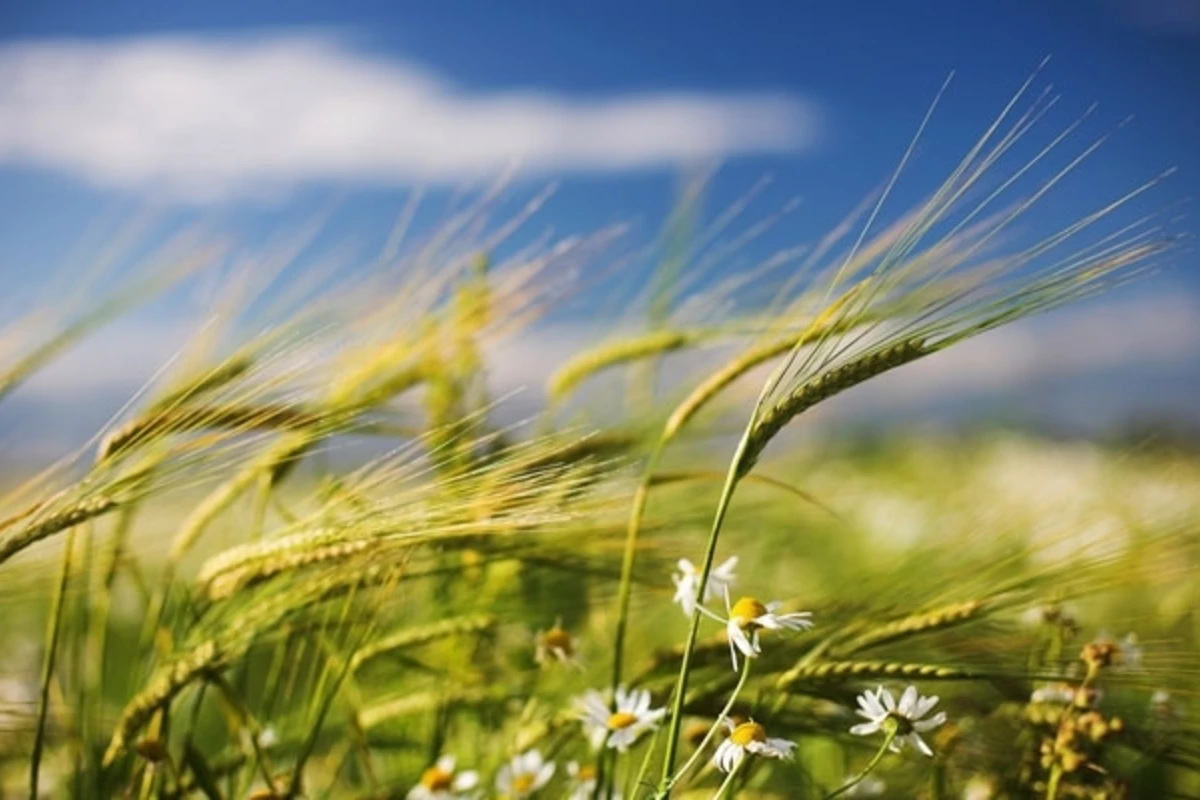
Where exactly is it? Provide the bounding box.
[574,684,666,752]
[848,685,946,758]
[910,732,934,757]
[913,694,940,720]
[914,711,947,732]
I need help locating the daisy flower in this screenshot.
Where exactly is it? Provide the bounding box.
[495,749,554,798]
[850,685,947,757]
[566,761,622,800]
[408,755,480,800]
[721,590,814,671]
[576,686,666,751]
[711,718,796,773]
[672,555,738,616]
[535,619,582,668]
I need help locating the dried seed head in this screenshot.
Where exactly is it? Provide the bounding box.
[134,738,168,763]
[1082,641,1117,672]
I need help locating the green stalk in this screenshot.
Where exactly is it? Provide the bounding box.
[31,528,79,797]
[1045,765,1063,800]
[659,659,753,795]
[712,757,745,800]
[658,430,752,791]
[825,728,898,799]
[610,439,666,694]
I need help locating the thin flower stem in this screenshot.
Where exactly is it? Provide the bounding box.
[590,748,607,800]
[632,724,665,799]
[825,729,898,799]
[31,528,78,798]
[1045,765,1063,800]
[659,431,752,791]
[592,745,615,800]
[663,660,753,793]
[610,440,666,695]
[712,758,745,800]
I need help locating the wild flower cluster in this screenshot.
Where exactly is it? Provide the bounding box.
[402,551,961,798]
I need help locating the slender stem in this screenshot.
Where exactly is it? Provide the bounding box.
[590,744,608,800]
[712,758,745,800]
[659,431,751,790]
[1045,765,1063,800]
[31,527,78,798]
[825,729,897,799]
[631,724,665,799]
[663,660,753,793]
[610,440,666,695]
[603,748,618,800]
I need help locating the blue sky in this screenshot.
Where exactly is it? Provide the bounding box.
[0,0,1198,451]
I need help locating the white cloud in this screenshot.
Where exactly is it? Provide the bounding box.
[0,33,819,201]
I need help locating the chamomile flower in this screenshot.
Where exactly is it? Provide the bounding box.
[495,750,554,798]
[576,686,666,751]
[535,619,582,668]
[566,761,621,800]
[721,590,814,671]
[408,755,480,800]
[711,718,796,773]
[672,555,738,616]
[850,685,947,757]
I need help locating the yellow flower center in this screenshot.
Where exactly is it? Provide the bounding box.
[729,597,768,628]
[420,766,453,791]
[576,764,597,782]
[512,773,535,793]
[541,627,573,655]
[608,711,639,730]
[730,721,767,746]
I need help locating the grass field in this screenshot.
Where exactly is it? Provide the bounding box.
[0,80,1197,799]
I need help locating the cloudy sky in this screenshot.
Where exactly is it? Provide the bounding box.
[0,0,1198,453]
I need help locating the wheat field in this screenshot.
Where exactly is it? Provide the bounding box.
[0,78,1196,800]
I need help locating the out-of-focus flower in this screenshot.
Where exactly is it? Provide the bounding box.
[850,685,947,757]
[711,718,795,773]
[1030,682,1076,706]
[535,620,582,668]
[672,556,738,616]
[565,761,621,800]
[722,591,813,671]
[408,755,480,800]
[576,686,666,751]
[495,750,554,798]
